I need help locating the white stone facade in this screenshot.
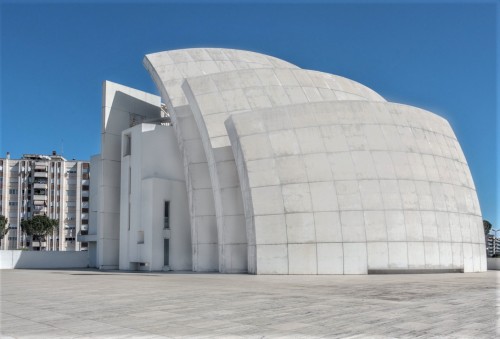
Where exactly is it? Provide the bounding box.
[93,48,485,274]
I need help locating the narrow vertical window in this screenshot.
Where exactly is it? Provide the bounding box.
[164,239,169,267]
[164,201,170,229]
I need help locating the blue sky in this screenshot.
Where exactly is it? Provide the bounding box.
[1,0,498,227]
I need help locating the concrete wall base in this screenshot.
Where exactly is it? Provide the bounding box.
[0,250,89,269]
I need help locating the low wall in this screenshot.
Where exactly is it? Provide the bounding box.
[487,258,500,270]
[0,250,89,269]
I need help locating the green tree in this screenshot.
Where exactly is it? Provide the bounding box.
[0,215,8,240]
[21,216,58,250]
[483,220,493,236]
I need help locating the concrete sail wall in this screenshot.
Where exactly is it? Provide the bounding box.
[143,48,299,272]
[139,47,485,274]
[226,101,485,274]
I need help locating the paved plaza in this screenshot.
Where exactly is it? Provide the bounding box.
[0,269,498,338]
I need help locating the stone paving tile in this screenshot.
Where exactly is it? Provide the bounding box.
[1,269,498,338]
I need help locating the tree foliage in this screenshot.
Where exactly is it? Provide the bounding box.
[0,215,8,240]
[483,219,492,236]
[21,216,58,242]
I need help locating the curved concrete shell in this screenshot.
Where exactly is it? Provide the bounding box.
[134,47,485,274]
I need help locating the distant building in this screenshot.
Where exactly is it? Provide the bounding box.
[0,152,90,251]
[91,48,486,274]
[486,234,500,257]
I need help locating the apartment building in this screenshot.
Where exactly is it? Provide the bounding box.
[486,234,500,257]
[0,152,90,251]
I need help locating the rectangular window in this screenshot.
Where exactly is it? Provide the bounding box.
[9,189,17,194]
[164,239,169,267]
[164,201,170,229]
[137,231,144,244]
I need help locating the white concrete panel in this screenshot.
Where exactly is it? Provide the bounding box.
[385,211,406,241]
[314,212,342,242]
[388,242,408,269]
[303,153,333,182]
[430,182,447,212]
[317,243,343,274]
[183,139,208,164]
[254,214,287,245]
[256,244,288,274]
[371,151,396,179]
[404,211,424,241]
[240,134,274,161]
[448,213,463,242]
[379,180,402,210]
[328,152,356,181]
[220,187,244,216]
[335,180,362,210]
[358,180,384,210]
[367,242,389,269]
[451,242,464,268]
[351,151,377,179]
[407,242,426,269]
[321,125,350,153]
[343,243,367,274]
[462,243,473,272]
[295,127,326,154]
[363,124,387,150]
[364,211,387,242]
[406,153,428,181]
[268,130,301,156]
[223,244,248,272]
[261,108,294,132]
[195,216,218,244]
[340,211,366,242]
[472,243,481,272]
[288,244,317,274]
[459,214,472,242]
[424,242,440,269]
[421,211,438,241]
[282,183,312,213]
[415,181,434,210]
[192,188,216,217]
[399,180,419,210]
[221,89,251,112]
[246,158,280,187]
[286,213,316,244]
[309,182,339,212]
[251,186,285,215]
[189,163,212,189]
[275,156,308,184]
[197,244,219,271]
[435,212,452,242]
[223,215,247,244]
[439,242,453,269]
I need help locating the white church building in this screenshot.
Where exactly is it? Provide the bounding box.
[85,48,486,274]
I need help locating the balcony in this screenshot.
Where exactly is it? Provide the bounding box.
[81,224,89,231]
[33,205,46,212]
[33,195,47,201]
[77,233,97,242]
[33,183,48,189]
[34,172,48,178]
[81,191,89,198]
